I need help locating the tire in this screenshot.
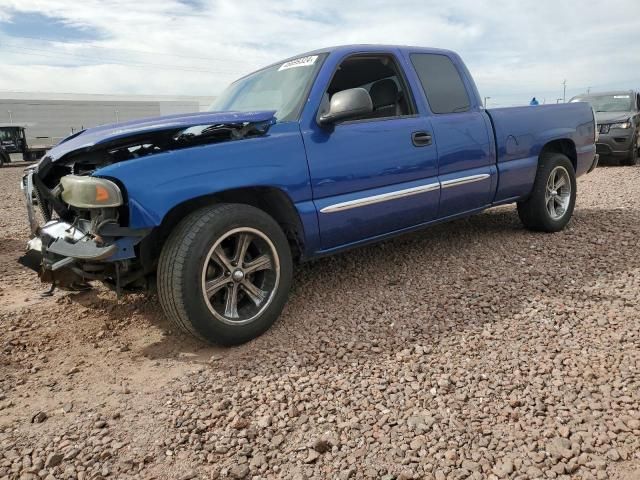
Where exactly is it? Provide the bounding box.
[517,152,577,232]
[157,203,293,345]
[621,134,638,166]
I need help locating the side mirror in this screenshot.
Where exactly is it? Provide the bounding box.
[318,88,373,126]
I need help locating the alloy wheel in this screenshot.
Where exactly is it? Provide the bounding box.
[545,166,572,220]
[201,227,280,325]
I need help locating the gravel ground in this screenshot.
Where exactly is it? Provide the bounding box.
[1,162,639,480]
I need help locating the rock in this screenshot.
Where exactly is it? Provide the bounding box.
[493,459,514,478]
[257,415,272,428]
[547,437,573,459]
[407,413,435,430]
[228,464,249,479]
[232,417,250,430]
[250,453,266,468]
[271,434,284,448]
[444,449,458,462]
[304,450,320,463]
[178,471,197,480]
[462,459,480,472]
[526,466,543,478]
[398,471,416,480]
[63,449,79,461]
[44,453,63,468]
[339,468,356,479]
[606,448,621,461]
[313,437,332,453]
[31,411,47,423]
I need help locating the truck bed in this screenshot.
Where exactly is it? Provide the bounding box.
[486,102,597,203]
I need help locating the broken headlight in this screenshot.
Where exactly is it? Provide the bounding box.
[60,175,123,209]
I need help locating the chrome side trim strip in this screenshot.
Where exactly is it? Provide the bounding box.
[440,173,490,189]
[320,182,440,213]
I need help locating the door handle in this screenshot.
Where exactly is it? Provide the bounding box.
[412,131,432,147]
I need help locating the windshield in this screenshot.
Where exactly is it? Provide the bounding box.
[0,128,18,143]
[210,54,326,122]
[571,94,633,112]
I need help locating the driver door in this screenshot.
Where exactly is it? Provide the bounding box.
[301,53,440,250]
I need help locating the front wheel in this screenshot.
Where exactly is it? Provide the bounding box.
[157,203,293,345]
[517,152,577,232]
[621,134,639,166]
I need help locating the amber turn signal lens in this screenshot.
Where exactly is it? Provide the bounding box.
[95,185,110,202]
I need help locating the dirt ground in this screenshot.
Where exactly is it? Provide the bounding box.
[0,162,639,480]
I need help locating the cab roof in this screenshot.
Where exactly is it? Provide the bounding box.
[270,44,458,67]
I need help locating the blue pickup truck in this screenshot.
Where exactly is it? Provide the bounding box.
[21,45,598,344]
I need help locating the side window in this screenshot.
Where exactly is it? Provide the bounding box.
[410,53,471,114]
[323,55,414,121]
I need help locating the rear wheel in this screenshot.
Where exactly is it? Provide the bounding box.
[157,203,293,345]
[517,152,576,232]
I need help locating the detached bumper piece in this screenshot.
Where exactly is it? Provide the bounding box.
[47,236,117,260]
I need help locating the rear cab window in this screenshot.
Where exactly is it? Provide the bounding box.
[410,53,471,114]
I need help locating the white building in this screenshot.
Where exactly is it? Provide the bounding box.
[0,92,215,147]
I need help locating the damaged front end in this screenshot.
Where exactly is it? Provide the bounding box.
[20,165,150,293]
[19,110,276,293]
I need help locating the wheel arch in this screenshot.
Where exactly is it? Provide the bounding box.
[539,138,577,171]
[139,186,305,271]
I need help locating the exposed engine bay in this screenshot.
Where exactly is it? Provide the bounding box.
[20,118,274,294]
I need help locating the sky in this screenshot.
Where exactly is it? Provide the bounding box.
[0,0,639,107]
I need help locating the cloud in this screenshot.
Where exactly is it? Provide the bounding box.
[0,0,638,105]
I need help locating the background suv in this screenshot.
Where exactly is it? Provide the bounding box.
[571,90,640,165]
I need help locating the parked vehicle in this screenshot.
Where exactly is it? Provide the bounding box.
[20,45,598,344]
[570,90,640,165]
[0,124,49,167]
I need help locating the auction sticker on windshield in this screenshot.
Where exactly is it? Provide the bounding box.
[278,55,318,71]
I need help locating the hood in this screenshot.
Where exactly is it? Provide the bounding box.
[46,110,277,162]
[594,111,631,124]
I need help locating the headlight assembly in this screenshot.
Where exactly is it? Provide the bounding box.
[609,121,631,129]
[60,175,123,208]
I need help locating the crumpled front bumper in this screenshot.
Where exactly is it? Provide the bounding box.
[19,220,119,273]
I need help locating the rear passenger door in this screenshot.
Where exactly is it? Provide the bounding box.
[409,53,495,219]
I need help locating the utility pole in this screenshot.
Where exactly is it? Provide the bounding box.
[484,96,491,108]
[562,80,567,103]
[587,86,591,95]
